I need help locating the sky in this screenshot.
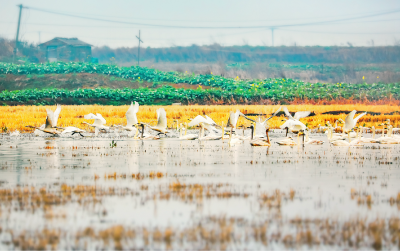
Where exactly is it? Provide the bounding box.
[0,0,400,48]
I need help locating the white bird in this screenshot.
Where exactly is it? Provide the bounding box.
[304,130,324,145]
[254,106,281,138]
[60,127,86,137]
[276,137,297,146]
[141,108,168,136]
[343,110,367,133]
[280,107,310,135]
[375,126,400,144]
[326,127,346,142]
[249,124,271,146]
[34,104,62,136]
[228,127,242,145]
[116,101,140,137]
[227,110,256,131]
[27,108,62,136]
[188,115,220,134]
[198,123,222,140]
[178,123,198,140]
[330,140,350,146]
[83,113,109,136]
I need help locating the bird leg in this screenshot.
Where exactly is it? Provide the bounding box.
[286,127,288,137]
[266,128,270,144]
[141,124,144,139]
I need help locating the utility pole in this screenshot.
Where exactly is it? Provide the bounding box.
[13,4,23,62]
[136,30,143,66]
[271,27,275,47]
[38,31,41,44]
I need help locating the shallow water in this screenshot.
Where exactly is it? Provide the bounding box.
[1,132,400,249]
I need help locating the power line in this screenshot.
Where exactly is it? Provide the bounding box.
[14,6,399,24]
[23,6,400,29]
[278,28,400,35]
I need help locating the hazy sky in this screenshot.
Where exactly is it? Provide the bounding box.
[1,0,400,48]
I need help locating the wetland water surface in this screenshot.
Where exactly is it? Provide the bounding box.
[1,133,400,250]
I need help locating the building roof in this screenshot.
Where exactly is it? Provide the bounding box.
[39,37,92,47]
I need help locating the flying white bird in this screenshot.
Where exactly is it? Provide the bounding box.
[188,115,219,134]
[34,104,62,136]
[27,108,62,136]
[83,113,109,136]
[140,108,168,136]
[114,101,140,137]
[60,127,86,137]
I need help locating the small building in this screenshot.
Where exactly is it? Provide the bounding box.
[38,37,92,62]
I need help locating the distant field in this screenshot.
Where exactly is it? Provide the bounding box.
[1,104,399,133]
[1,62,399,106]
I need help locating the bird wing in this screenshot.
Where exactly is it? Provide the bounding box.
[96,113,107,125]
[354,112,367,124]
[283,107,294,120]
[188,115,208,127]
[61,127,75,134]
[280,119,306,130]
[227,111,237,127]
[45,109,55,129]
[53,104,61,126]
[156,108,167,129]
[345,110,357,125]
[126,101,139,126]
[262,106,282,124]
[293,111,311,120]
[237,110,256,123]
[84,113,98,120]
[205,115,217,125]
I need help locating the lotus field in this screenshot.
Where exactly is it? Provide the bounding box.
[1,104,399,133]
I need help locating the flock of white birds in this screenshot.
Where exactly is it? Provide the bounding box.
[15,102,400,146]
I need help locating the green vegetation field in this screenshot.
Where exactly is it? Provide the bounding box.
[0,62,399,105]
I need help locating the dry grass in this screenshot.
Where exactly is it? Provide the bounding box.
[1,104,400,133]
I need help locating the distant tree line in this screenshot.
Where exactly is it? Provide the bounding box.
[93,44,400,64]
[1,37,400,65]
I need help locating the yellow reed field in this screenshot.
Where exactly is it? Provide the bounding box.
[1,104,399,133]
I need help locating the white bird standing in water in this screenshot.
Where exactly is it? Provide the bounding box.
[304,129,324,145]
[178,123,198,140]
[83,113,109,136]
